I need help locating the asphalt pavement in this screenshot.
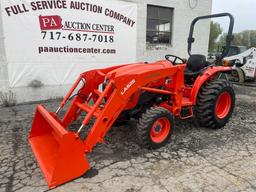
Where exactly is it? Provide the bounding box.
[0,84,256,192]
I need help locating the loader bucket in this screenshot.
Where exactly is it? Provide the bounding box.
[29,105,90,188]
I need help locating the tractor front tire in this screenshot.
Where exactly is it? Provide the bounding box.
[195,79,235,129]
[230,68,245,83]
[136,107,174,149]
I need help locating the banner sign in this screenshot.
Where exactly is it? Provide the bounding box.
[0,0,137,87]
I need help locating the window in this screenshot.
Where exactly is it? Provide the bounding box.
[146,5,173,44]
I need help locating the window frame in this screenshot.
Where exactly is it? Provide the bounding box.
[146,5,174,45]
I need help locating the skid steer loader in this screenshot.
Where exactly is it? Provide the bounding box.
[29,13,235,188]
[223,46,256,82]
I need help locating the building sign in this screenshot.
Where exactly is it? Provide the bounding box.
[0,0,137,87]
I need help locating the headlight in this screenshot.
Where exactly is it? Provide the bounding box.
[222,60,230,66]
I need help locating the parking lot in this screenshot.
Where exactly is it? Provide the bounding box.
[0,84,256,192]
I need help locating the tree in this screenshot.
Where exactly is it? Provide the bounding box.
[217,30,256,48]
[216,33,226,50]
[208,21,223,52]
[234,30,256,47]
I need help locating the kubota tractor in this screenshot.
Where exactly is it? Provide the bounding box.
[29,13,235,188]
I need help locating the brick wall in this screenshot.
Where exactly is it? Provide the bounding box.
[129,0,212,62]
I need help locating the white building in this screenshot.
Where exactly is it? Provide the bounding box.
[0,0,212,104]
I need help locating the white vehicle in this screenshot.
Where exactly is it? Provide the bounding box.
[223,46,256,82]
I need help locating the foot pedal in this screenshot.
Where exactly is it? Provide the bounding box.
[180,107,193,119]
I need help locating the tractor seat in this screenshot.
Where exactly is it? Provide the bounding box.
[184,54,210,83]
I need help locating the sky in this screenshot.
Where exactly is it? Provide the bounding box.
[212,0,256,33]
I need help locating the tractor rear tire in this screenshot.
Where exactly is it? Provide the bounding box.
[136,107,174,149]
[195,79,235,129]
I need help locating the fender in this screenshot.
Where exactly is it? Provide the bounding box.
[190,66,232,105]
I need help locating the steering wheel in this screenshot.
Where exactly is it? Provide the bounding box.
[165,55,185,65]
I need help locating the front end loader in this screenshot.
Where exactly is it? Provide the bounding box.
[29,13,236,188]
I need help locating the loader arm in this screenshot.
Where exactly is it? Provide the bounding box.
[224,47,256,64]
[62,61,185,152]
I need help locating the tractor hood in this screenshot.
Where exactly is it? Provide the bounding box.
[106,60,173,79]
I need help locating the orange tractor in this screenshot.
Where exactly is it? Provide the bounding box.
[29,13,235,188]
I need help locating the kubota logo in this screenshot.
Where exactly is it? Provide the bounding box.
[121,79,136,95]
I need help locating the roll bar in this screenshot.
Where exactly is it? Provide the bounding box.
[187,13,234,60]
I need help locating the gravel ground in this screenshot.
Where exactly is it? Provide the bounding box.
[0,84,256,192]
